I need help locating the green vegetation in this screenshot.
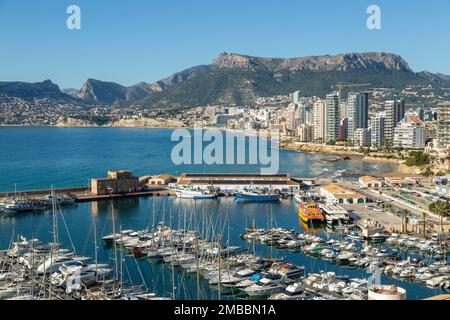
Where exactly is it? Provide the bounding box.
[137,68,443,109]
[429,201,450,232]
[404,151,431,167]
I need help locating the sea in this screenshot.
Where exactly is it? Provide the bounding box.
[0,127,444,300]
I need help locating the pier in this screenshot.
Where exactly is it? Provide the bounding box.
[0,186,173,203]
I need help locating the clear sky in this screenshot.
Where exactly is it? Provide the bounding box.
[0,0,449,88]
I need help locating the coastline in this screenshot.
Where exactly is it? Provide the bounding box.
[280,142,410,177]
[0,125,418,178]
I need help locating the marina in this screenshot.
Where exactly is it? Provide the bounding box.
[0,128,448,301]
[1,195,448,300]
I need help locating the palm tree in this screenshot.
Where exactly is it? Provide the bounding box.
[421,212,428,238]
[402,210,410,234]
[429,201,450,233]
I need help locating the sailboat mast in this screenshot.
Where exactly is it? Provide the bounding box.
[52,187,59,247]
[110,198,119,290]
[93,216,98,281]
[195,230,200,300]
[120,226,124,294]
[217,208,222,300]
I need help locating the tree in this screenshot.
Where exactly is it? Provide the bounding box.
[384,139,393,153]
[405,151,431,167]
[421,212,428,239]
[429,201,450,233]
[402,210,410,234]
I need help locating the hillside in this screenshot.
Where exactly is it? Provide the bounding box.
[1,52,449,108]
[137,52,442,108]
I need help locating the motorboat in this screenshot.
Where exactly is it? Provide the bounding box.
[40,194,76,206]
[235,190,280,202]
[172,186,217,200]
[102,230,136,242]
[2,199,36,214]
[267,263,305,279]
[268,282,308,300]
[244,274,287,296]
[235,273,265,290]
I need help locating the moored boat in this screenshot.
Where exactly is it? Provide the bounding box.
[172,186,217,200]
[298,199,325,224]
[235,190,280,202]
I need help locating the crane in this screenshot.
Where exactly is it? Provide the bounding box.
[334,83,371,99]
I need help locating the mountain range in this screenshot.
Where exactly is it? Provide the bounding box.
[1,52,449,108]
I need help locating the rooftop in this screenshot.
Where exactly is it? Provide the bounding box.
[321,184,365,199]
[359,176,381,183]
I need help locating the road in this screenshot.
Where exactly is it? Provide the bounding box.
[338,181,443,225]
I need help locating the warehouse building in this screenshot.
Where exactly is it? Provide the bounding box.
[320,184,367,204]
[171,173,301,194]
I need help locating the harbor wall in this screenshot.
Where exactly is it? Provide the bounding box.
[0,187,89,197]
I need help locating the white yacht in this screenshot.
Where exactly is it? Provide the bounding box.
[172,185,217,200]
[319,204,350,225]
[40,194,76,206]
[244,274,286,296]
[2,199,35,214]
[268,283,308,300]
[208,268,255,286]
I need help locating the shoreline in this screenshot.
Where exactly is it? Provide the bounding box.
[280,143,411,177]
[0,125,418,178]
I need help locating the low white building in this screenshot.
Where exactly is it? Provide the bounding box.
[320,184,367,204]
[435,185,450,197]
[394,115,426,149]
[359,176,383,189]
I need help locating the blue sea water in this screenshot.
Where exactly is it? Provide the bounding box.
[0,127,392,192]
[1,127,443,300]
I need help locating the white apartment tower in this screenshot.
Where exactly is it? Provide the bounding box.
[385,100,406,142]
[293,91,301,104]
[394,115,426,149]
[370,116,385,147]
[437,102,450,149]
[325,92,340,143]
[354,128,371,147]
[313,101,326,142]
[347,92,369,143]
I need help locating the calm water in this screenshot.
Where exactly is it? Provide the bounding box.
[0,197,445,300]
[0,127,392,192]
[0,127,441,300]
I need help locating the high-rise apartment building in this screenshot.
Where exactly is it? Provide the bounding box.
[394,115,426,149]
[385,100,406,142]
[286,104,299,131]
[339,118,349,141]
[298,123,314,142]
[437,102,450,149]
[370,116,385,147]
[325,92,340,143]
[293,91,301,104]
[313,101,326,142]
[347,92,369,142]
[354,128,371,147]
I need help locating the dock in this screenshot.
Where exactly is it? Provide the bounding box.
[75,188,173,202]
[0,186,173,203]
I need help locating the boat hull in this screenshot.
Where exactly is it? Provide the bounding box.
[174,190,217,200]
[235,193,280,202]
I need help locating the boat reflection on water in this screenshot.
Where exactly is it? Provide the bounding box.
[298,219,326,234]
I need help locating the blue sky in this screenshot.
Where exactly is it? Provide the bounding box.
[0,0,449,88]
